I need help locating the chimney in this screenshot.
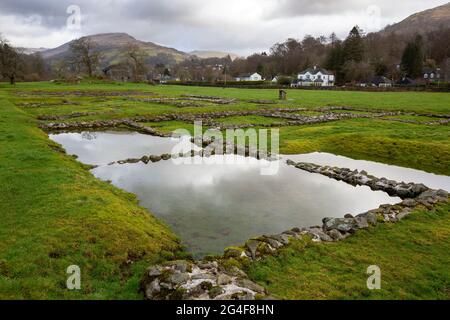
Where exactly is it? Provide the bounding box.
[314,66,317,70]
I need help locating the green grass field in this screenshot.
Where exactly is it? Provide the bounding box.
[0,90,182,299]
[0,81,449,299]
[248,204,450,300]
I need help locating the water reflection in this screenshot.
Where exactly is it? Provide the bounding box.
[92,156,400,256]
[49,131,196,166]
[49,131,449,257]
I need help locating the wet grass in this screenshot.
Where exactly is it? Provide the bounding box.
[10,82,449,175]
[0,92,182,299]
[9,81,450,113]
[1,81,449,299]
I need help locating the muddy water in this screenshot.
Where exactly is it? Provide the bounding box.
[49,131,450,257]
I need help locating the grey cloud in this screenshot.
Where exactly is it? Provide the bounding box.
[268,0,368,17]
[0,0,198,28]
[0,0,449,54]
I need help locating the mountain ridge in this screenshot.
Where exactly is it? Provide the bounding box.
[41,33,188,65]
[382,2,450,36]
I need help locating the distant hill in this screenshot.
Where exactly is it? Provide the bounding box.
[189,50,240,60]
[41,33,188,66]
[383,2,450,36]
[19,47,48,55]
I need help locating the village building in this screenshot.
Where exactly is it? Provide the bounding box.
[397,77,416,86]
[272,75,294,84]
[372,76,393,87]
[291,66,335,87]
[235,72,263,81]
[423,67,441,82]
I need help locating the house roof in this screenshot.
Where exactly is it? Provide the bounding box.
[423,67,439,74]
[299,67,333,76]
[397,77,416,85]
[370,76,392,85]
[237,72,260,78]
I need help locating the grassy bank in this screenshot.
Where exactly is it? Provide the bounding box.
[11,82,450,114]
[247,204,450,300]
[1,82,449,299]
[0,91,181,299]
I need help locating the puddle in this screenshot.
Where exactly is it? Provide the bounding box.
[50,131,450,257]
[49,131,197,166]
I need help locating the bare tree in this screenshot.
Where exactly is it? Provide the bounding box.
[0,36,21,84]
[69,38,101,77]
[122,42,148,82]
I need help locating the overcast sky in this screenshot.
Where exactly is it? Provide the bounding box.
[0,0,448,55]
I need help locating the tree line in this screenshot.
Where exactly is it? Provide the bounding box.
[1,25,450,85]
[0,36,50,84]
[216,26,450,85]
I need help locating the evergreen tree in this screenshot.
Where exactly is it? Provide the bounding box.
[401,35,424,78]
[325,42,345,84]
[343,26,364,63]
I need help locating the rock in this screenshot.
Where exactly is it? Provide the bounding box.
[401,199,417,207]
[236,292,255,300]
[209,286,224,299]
[229,266,247,278]
[354,216,369,229]
[269,234,290,245]
[437,189,449,198]
[396,208,412,220]
[262,237,283,249]
[286,159,296,166]
[245,240,260,259]
[236,279,265,294]
[323,217,356,233]
[145,279,161,299]
[170,272,190,285]
[198,261,218,269]
[282,230,299,237]
[150,155,162,162]
[410,184,428,197]
[147,266,162,277]
[344,214,354,219]
[327,229,344,241]
[191,273,216,281]
[306,228,333,242]
[357,211,378,225]
[224,247,243,258]
[217,274,233,285]
[161,154,171,161]
[167,260,190,273]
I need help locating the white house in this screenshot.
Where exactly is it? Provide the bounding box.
[235,72,262,82]
[292,66,335,87]
[423,67,441,82]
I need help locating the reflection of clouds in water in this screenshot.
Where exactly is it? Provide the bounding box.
[49,131,195,166]
[53,131,448,255]
[93,158,400,255]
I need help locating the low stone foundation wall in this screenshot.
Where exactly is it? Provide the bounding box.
[39,119,170,137]
[140,161,448,300]
[286,160,429,199]
[39,106,449,135]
